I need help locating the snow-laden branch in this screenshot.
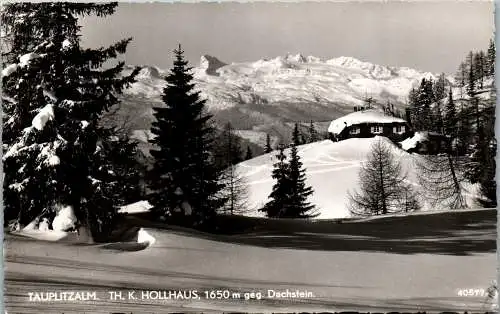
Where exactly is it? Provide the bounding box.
[32,104,54,131]
[1,63,18,77]
[19,52,41,67]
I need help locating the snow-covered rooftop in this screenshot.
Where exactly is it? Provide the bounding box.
[328,109,407,135]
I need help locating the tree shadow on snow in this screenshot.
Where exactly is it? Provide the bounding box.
[216,209,497,256]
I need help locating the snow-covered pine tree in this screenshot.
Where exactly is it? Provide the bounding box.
[94,129,143,206]
[349,139,418,216]
[261,145,290,218]
[285,123,316,218]
[98,104,146,207]
[86,129,142,239]
[148,45,225,226]
[265,133,272,153]
[2,3,138,236]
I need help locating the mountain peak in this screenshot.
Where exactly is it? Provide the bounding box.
[199,55,227,76]
[136,65,162,80]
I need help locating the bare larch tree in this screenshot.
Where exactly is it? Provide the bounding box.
[349,139,419,216]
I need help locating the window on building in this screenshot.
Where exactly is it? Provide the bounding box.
[393,125,405,134]
[371,125,382,134]
[349,127,360,135]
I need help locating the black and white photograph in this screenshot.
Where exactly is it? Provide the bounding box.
[1,1,497,313]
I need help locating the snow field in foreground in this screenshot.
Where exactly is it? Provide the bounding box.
[4,217,497,312]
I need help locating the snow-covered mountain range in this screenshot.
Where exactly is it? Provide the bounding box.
[119,54,439,147]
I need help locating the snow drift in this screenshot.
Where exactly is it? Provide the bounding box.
[52,204,77,231]
[137,228,156,246]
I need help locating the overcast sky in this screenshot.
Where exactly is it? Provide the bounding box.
[80,2,494,74]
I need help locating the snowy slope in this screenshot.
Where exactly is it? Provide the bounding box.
[237,137,479,219]
[119,55,438,146]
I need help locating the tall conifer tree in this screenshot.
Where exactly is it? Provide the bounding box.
[261,125,316,218]
[1,3,138,237]
[148,45,225,225]
[261,145,290,218]
[286,124,316,217]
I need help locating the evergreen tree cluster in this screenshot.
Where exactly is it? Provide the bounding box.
[410,39,496,208]
[408,75,447,132]
[1,3,235,236]
[261,124,316,218]
[455,41,495,95]
[1,2,141,237]
[456,41,496,207]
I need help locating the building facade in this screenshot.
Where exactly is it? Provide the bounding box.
[328,109,413,143]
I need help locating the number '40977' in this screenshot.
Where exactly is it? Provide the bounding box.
[457,288,485,297]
